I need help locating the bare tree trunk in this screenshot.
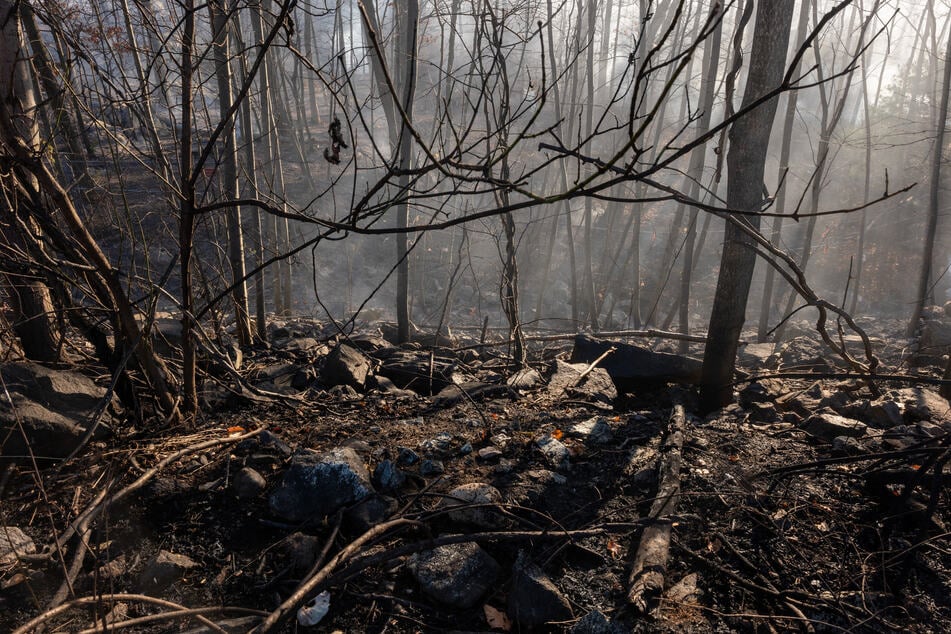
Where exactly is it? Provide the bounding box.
[775,2,875,341]
[757,2,811,342]
[0,0,59,362]
[678,4,723,354]
[700,0,794,412]
[235,8,267,340]
[395,0,419,343]
[252,0,293,317]
[908,7,951,336]
[209,0,253,347]
[19,4,89,185]
[180,0,199,412]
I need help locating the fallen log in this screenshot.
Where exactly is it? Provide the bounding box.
[571,335,703,389]
[628,404,686,613]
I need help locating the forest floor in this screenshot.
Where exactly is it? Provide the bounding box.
[2,317,950,633]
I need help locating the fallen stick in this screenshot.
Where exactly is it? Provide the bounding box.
[628,403,686,612]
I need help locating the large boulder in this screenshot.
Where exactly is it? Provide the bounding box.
[269,447,372,522]
[322,343,372,390]
[0,363,115,464]
[547,360,617,405]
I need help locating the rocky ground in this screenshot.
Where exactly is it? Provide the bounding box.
[1,312,950,633]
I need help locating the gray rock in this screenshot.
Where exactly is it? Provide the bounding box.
[920,319,951,355]
[232,467,267,499]
[802,412,867,441]
[507,368,542,389]
[748,402,781,423]
[536,434,571,471]
[372,460,406,492]
[477,446,503,462]
[344,494,397,534]
[842,398,904,428]
[268,447,372,522]
[0,363,115,463]
[775,336,832,371]
[547,360,617,404]
[440,483,502,528]
[431,381,510,409]
[371,375,418,399]
[281,532,319,572]
[397,447,420,466]
[895,388,951,422]
[832,436,868,456]
[419,459,444,476]
[737,343,776,369]
[408,542,500,608]
[254,362,300,393]
[866,399,904,427]
[570,610,626,633]
[322,343,372,390]
[136,550,198,593]
[738,381,772,407]
[0,526,36,565]
[570,416,614,445]
[508,552,572,626]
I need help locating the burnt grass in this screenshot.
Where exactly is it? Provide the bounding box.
[2,322,950,633]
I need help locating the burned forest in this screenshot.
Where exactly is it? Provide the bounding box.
[3,0,951,632]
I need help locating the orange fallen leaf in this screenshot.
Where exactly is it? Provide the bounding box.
[227,426,245,436]
[484,604,511,631]
[606,538,621,559]
[552,429,564,440]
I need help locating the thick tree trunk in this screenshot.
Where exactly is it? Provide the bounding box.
[700,0,794,412]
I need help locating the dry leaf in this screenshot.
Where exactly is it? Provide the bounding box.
[606,537,622,559]
[484,604,511,631]
[226,426,245,436]
[552,429,564,440]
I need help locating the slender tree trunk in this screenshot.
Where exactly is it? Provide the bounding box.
[678,4,723,353]
[0,0,59,362]
[582,0,599,331]
[209,0,252,347]
[180,0,198,412]
[775,2,875,341]
[757,1,811,341]
[395,0,419,343]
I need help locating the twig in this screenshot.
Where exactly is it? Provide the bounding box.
[11,593,230,634]
[73,606,268,634]
[573,346,616,387]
